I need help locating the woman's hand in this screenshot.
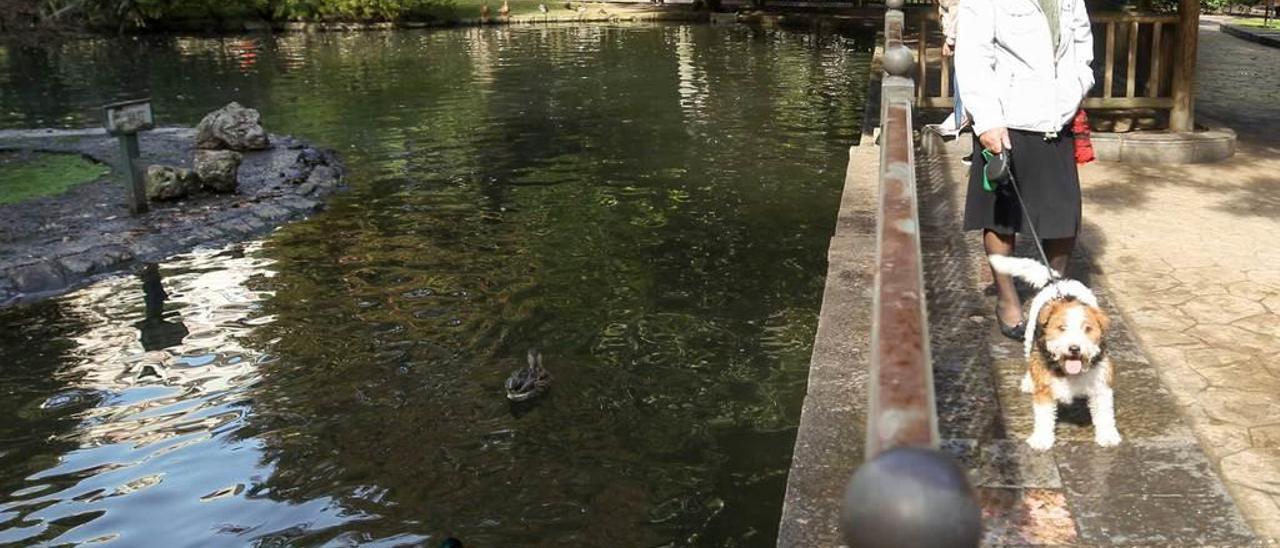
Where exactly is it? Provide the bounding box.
[980,127,1012,153]
[942,42,954,57]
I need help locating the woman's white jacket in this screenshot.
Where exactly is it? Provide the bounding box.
[955,0,1095,136]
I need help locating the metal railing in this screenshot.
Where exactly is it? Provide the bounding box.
[838,2,982,546]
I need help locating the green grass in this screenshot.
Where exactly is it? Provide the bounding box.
[1232,17,1280,29]
[0,152,109,205]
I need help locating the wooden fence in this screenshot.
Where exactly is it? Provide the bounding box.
[913,9,1197,129]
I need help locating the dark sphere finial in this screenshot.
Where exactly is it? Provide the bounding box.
[841,447,983,548]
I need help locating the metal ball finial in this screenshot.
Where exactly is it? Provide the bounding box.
[841,447,982,548]
[885,0,904,9]
[882,45,915,77]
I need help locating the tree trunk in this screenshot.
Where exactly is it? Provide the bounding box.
[1170,0,1199,132]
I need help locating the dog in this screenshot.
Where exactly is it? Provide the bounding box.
[988,255,1121,450]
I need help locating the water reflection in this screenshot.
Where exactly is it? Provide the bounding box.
[0,24,871,545]
[135,263,189,352]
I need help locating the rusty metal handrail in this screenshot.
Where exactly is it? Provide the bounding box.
[867,4,935,459]
[838,2,982,546]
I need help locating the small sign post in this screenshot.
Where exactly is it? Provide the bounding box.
[103,98,155,215]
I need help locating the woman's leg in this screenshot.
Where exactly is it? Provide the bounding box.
[1044,236,1076,277]
[984,229,1023,326]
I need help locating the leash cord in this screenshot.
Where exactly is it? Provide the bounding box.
[1004,167,1060,281]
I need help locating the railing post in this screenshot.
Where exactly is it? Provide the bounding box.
[839,2,982,547]
[1170,0,1200,132]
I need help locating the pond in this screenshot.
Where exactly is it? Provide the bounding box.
[0,23,871,546]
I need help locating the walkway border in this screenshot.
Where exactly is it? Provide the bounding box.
[1219,22,1280,47]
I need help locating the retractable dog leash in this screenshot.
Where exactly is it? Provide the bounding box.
[981,148,1059,282]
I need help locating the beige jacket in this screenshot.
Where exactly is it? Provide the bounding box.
[939,0,960,46]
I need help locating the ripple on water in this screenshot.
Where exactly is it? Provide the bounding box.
[0,23,871,546]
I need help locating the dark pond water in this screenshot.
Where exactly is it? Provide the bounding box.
[0,24,870,546]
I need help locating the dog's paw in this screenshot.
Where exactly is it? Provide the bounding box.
[1020,372,1034,394]
[1095,428,1122,447]
[1026,430,1056,451]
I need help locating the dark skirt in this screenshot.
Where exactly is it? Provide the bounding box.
[963,128,1081,239]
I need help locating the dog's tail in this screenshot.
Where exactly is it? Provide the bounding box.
[988,255,1059,289]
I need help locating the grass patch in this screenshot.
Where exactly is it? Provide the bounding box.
[0,151,109,205]
[1232,17,1280,29]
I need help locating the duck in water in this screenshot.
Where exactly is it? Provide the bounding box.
[480,3,491,22]
[506,349,551,402]
[500,0,511,19]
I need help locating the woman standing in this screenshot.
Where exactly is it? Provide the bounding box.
[933,0,968,137]
[955,0,1094,338]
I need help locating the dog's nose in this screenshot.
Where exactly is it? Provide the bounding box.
[1069,344,1080,354]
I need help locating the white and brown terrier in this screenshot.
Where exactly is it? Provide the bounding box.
[989,256,1121,451]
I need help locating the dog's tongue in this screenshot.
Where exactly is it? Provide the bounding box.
[1065,359,1084,374]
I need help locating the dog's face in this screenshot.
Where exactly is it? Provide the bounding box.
[1037,298,1109,375]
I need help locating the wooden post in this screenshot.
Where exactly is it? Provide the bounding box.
[103,98,155,215]
[1148,23,1163,97]
[1170,0,1199,132]
[917,18,929,101]
[1104,22,1116,98]
[1127,21,1139,98]
[118,134,148,215]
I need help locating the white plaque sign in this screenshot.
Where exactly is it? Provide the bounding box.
[103,99,154,135]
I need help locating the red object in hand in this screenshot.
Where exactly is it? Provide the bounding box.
[1073,109,1095,165]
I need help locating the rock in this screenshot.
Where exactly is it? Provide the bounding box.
[146,165,199,201]
[305,165,340,187]
[10,261,66,293]
[296,182,317,196]
[296,147,326,167]
[194,149,242,193]
[195,102,269,151]
[58,253,98,276]
[281,167,308,185]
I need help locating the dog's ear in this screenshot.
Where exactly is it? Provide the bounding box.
[1086,306,1111,333]
[1038,300,1062,328]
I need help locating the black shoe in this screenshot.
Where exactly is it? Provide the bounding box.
[996,304,1025,340]
[999,320,1026,340]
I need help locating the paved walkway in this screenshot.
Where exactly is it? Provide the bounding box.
[920,138,1256,545]
[1074,22,1280,544]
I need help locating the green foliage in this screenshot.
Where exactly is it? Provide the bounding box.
[128,0,268,20]
[1199,0,1231,12]
[266,0,449,20]
[15,0,462,30]
[0,152,108,205]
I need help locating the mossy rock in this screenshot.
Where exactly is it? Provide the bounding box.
[0,151,109,205]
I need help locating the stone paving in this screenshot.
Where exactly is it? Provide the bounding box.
[918,138,1257,546]
[1069,22,1280,544]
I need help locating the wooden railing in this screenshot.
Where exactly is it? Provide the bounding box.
[913,10,1196,128]
[1086,13,1181,109]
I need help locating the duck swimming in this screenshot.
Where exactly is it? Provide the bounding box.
[505,349,551,402]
